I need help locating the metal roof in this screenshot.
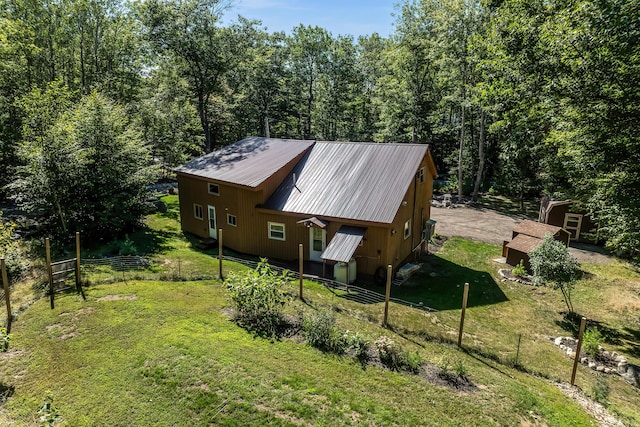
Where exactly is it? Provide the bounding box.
[321,226,367,263]
[175,137,315,188]
[264,141,430,224]
[513,220,563,239]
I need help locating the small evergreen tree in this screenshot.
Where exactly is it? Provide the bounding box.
[529,234,580,313]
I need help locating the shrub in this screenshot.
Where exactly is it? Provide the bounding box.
[37,393,60,426]
[0,327,9,352]
[225,259,293,337]
[301,309,348,354]
[117,235,137,256]
[592,376,610,407]
[512,260,527,277]
[529,234,580,313]
[0,213,27,281]
[347,332,370,363]
[374,336,422,372]
[583,328,604,358]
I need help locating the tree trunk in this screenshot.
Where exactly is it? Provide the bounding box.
[457,105,466,201]
[472,110,486,202]
[264,115,270,138]
[198,90,212,152]
[305,76,313,139]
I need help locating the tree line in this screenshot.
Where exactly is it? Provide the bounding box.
[0,0,638,260]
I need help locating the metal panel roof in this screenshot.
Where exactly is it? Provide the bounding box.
[264,141,429,224]
[321,226,366,263]
[175,137,315,188]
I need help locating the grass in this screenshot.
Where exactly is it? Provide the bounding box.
[1,195,639,425]
[476,194,539,218]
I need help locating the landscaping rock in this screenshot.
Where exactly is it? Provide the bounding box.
[581,357,588,364]
[604,368,612,374]
[588,361,597,369]
[596,365,605,372]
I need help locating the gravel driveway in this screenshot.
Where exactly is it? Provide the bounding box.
[430,204,613,264]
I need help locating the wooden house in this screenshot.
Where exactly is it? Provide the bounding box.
[175,136,438,281]
[504,220,571,272]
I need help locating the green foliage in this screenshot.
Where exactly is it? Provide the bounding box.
[300,309,348,354]
[37,393,60,426]
[0,327,9,352]
[512,260,527,277]
[12,89,157,239]
[591,376,610,407]
[529,235,580,313]
[347,332,370,363]
[117,235,137,256]
[439,359,468,381]
[374,336,422,373]
[225,260,293,337]
[583,328,603,358]
[0,212,27,281]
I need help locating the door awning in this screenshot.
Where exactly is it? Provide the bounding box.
[321,226,366,263]
[296,216,328,229]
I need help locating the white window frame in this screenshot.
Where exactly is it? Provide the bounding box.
[404,219,411,240]
[268,222,286,241]
[208,183,220,196]
[194,203,203,220]
[227,214,237,227]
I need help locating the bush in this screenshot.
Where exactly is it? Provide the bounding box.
[529,234,580,313]
[592,375,610,407]
[301,309,348,354]
[117,235,137,256]
[512,260,527,277]
[0,213,27,281]
[347,332,370,363]
[583,328,604,358]
[225,260,293,337]
[374,336,422,373]
[0,327,9,352]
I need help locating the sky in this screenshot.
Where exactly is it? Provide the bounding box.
[221,0,398,38]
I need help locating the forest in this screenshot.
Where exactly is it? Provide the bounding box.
[0,0,638,262]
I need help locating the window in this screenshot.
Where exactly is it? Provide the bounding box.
[227,214,237,227]
[268,222,286,241]
[208,183,220,195]
[418,168,425,184]
[194,204,203,220]
[404,219,411,239]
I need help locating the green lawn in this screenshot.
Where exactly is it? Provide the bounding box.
[1,195,639,426]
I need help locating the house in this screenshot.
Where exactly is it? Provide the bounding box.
[504,220,571,272]
[175,136,438,282]
[538,197,599,243]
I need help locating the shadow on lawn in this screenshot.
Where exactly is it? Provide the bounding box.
[556,313,640,359]
[342,256,508,311]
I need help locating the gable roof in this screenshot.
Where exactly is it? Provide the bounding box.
[174,136,315,188]
[506,234,542,254]
[513,220,564,239]
[262,141,430,224]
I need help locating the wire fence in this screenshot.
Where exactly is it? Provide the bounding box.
[3,253,581,379]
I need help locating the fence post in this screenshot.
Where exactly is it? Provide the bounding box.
[1,258,11,333]
[298,244,303,300]
[45,238,54,309]
[457,282,470,348]
[218,228,223,280]
[75,232,86,300]
[383,264,392,327]
[571,317,587,385]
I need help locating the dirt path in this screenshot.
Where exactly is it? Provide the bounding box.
[430,204,613,264]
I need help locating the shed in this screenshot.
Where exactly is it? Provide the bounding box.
[538,197,599,243]
[504,220,571,273]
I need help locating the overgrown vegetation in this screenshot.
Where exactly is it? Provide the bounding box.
[0,212,27,281]
[300,309,349,354]
[225,259,293,338]
[0,327,9,352]
[512,260,527,277]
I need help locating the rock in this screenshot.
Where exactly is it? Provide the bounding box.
[588,362,597,369]
[611,351,618,359]
[604,367,612,374]
[602,350,611,359]
[617,363,628,374]
[554,337,564,346]
[560,344,566,350]
[580,357,588,364]
[596,365,605,372]
[615,355,627,364]
[566,349,575,357]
